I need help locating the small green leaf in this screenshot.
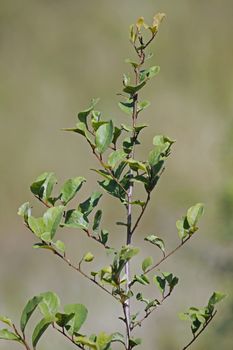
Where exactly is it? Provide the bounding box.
[208,292,226,307]
[187,203,204,227]
[79,192,102,216]
[100,229,109,245]
[108,149,127,168]
[60,177,86,205]
[142,256,153,272]
[43,206,64,239]
[95,121,114,154]
[28,217,46,238]
[17,202,31,222]
[111,332,125,345]
[92,210,102,232]
[30,172,57,203]
[134,274,150,286]
[32,316,55,349]
[118,99,134,115]
[96,332,112,350]
[78,98,100,125]
[0,329,21,342]
[64,304,88,335]
[123,81,146,95]
[54,240,66,253]
[64,209,89,229]
[125,58,139,68]
[20,296,43,332]
[83,252,94,262]
[55,312,75,328]
[0,316,13,328]
[126,159,147,172]
[139,66,160,82]
[74,336,97,349]
[153,276,166,293]
[129,337,142,348]
[144,235,165,255]
[138,100,150,111]
[39,292,60,317]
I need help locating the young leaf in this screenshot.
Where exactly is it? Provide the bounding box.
[54,240,66,254]
[74,336,97,349]
[108,149,127,168]
[142,256,153,272]
[32,316,55,349]
[39,292,60,317]
[153,276,166,293]
[83,252,94,262]
[139,66,160,82]
[78,98,100,125]
[96,331,112,350]
[187,203,204,227]
[118,99,134,115]
[95,120,113,154]
[123,80,146,95]
[144,235,165,255]
[60,177,86,205]
[20,296,43,333]
[28,217,46,238]
[92,210,102,232]
[64,304,88,335]
[0,316,13,328]
[55,312,75,328]
[17,202,31,222]
[208,292,226,307]
[0,329,21,342]
[129,337,142,348]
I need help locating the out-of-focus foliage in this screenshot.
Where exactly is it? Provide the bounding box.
[0,0,232,349]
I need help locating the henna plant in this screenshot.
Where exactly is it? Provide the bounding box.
[0,13,225,350]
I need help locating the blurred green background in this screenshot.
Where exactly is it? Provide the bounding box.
[0,0,232,349]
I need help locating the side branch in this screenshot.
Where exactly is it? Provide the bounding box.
[182,311,217,350]
[53,324,85,350]
[147,236,192,274]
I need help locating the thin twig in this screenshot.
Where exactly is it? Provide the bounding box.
[53,249,118,301]
[53,324,85,349]
[131,193,150,235]
[131,292,171,330]
[146,236,192,274]
[13,324,31,350]
[182,311,217,350]
[83,228,110,249]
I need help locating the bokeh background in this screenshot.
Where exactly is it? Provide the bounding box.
[0,0,232,349]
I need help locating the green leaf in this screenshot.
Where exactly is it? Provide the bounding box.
[138,100,150,112]
[112,126,122,145]
[30,172,57,203]
[92,210,102,232]
[126,159,147,172]
[39,292,60,317]
[83,252,94,262]
[134,274,150,286]
[0,329,21,342]
[144,235,165,255]
[32,316,55,349]
[28,217,46,238]
[125,58,139,68]
[153,276,166,293]
[64,304,88,335]
[64,209,89,229]
[111,332,125,345]
[78,98,100,125]
[208,292,226,307]
[123,80,146,95]
[118,99,134,115]
[54,240,66,253]
[0,316,13,328]
[100,229,109,245]
[153,135,175,147]
[79,192,102,216]
[55,312,75,328]
[142,256,153,272]
[43,206,64,239]
[139,66,160,82]
[74,336,97,349]
[20,296,43,333]
[129,337,142,348]
[96,332,112,350]
[120,246,139,261]
[108,149,127,168]
[187,203,204,227]
[95,121,114,154]
[17,202,31,222]
[60,177,86,205]
[176,219,188,240]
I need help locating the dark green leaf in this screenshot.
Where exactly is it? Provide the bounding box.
[60,177,86,205]
[129,337,142,348]
[153,276,166,293]
[30,172,57,203]
[123,80,146,95]
[32,316,55,349]
[112,126,122,145]
[95,121,114,154]
[20,296,43,333]
[118,99,134,115]
[100,229,109,245]
[55,312,75,328]
[79,192,102,216]
[92,210,102,232]
[208,292,226,307]
[64,304,88,335]
[139,66,160,82]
